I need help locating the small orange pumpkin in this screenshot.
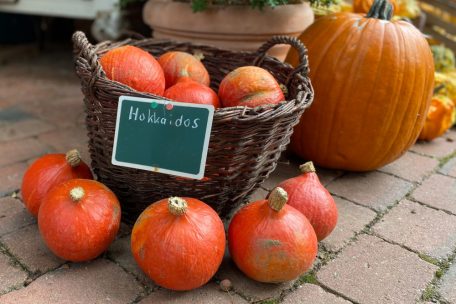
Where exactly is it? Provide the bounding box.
[418,95,455,141]
[228,187,318,283]
[131,196,225,291]
[218,66,284,108]
[164,78,220,108]
[158,51,210,88]
[21,149,93,217]
[38,179,121,262]
[100,45,165,95]
[277,162,338,241]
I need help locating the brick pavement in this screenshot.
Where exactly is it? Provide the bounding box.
[0,46,455,304]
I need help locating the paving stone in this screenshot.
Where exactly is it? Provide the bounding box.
[0,119,54,142]
[262,161,343,191]
[38,127,90,162]
[411,138,456,159]
[215,255,294,302]
[439,261,456,303]
[379,152,439,182]
[0,252,28,295]
[108,236,155,288]
[317,234,437,304]
[1,225,64,273]
[0,162,27,196]
[0,259,143,304]
[439,157,456,178]
[20,96,85,128]
[373,200,456,260]
[262,161,301,190]
[282,284,351,304]
[139,283,247,304]
[327,171,413,211]
[248,187,269,202]
[411,174,456,214]
[0,197,35,237]
[0,138,51,167]
[321,197,377,252]
[444,127,456,142]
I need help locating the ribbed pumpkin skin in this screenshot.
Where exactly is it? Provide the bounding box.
[131,198,225,291]
[286,13,434,171]
[100,45,165,96]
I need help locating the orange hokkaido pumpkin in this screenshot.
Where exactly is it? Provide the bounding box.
[21,149,93,217]
[131,197,225,291]
[277,162,338,241]
[353,0,398,14]
[164,78,220,108]
[158,51,210,88]
[286,0,434,171]
[100,45,165,95]
[38,179,121,262]
[218,66,285,108]
[228,187,318,283]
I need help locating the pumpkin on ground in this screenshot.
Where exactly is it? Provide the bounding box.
[100,45,165,95]
[218,66,285,108]
[21,149,93,217]
[418,95,455,141]
[277,162,338,241]
[228,187,318,283]
[158,51,210,88]
[286,0,434,171]
[164,78,220,108]
[131,196,225,291]
[38,179,121,262]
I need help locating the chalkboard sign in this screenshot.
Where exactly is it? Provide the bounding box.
[112,96,214,179]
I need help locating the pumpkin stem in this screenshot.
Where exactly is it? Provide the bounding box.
[65,149,82,167]
[69,187,85,202]
[268,187,288,212]
[366,0,393,20]
[299,161,316,173]
[168,197,188,216]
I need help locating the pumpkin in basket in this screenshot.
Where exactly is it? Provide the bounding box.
[164,78,220,108]
[100,45,166,95]
[286,0,434,171]
[131,196,225,291]
[218,66,285,108]
[158,51,210,88]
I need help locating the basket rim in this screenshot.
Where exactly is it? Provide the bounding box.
[73,31,314,119]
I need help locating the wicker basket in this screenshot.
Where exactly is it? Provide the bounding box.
[72,31,313,224]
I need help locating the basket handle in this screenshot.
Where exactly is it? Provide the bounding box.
[253,36,309,83]
[72,31,105,78]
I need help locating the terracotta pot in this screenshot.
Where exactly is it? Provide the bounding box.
[143,0,314,61]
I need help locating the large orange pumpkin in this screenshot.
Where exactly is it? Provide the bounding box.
[131,197,225,291]
[38,179,121,262]
[286,0,434,171]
